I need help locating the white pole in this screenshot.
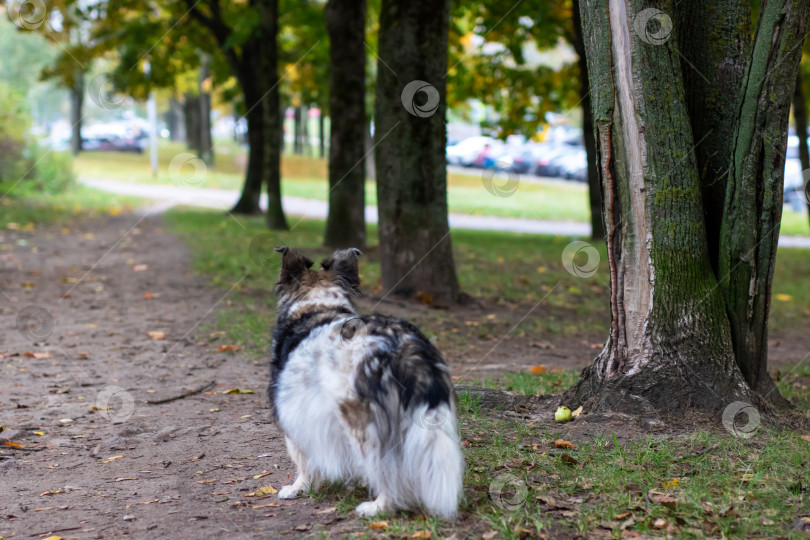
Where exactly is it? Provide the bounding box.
[145,60,158,178]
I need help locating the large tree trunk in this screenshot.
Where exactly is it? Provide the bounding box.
[323,0,367,249]
[199,54,214,166]
[229,0,287,228]
[571,0,603,241]
[717,0,809,401]
[794,73,810,228]
[70,73,84,156]
[374,0,459,303]
[566,0,764,415]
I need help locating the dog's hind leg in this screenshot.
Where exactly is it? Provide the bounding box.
[355,493,390,517]
[278,436,314,499]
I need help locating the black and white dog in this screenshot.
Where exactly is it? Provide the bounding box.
[268,247,463,518]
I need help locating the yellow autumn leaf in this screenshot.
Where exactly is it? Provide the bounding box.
[775,293,793,302]
[33,431,44,436]
[411,531,432,539]
[662,478,679,488]
[369,521,389,531]
[223,388,254,394]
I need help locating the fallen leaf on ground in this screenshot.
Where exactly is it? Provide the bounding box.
[415,291,433,305]
[653,518,667,529]
[4,441,21,448]
[661,478,679,488]
[571,406,583,418]
[315,507,337,514]
[218,345,242,352]
[244,485,278,497]
[775,293,792,302]
[554,439,576,450]
[33,431,44,436]
[140,499,159,505]
[100,455,124,464]
[42,536,62,540]
[615,511,632,519]
[411,531,432,539]
[649,491,677,508]
[148,331,167,340]
[369,521,389,531]
[133,264,148,272]
[59,418,73,423]
[561,454,579,466]
[224,388,254,394]
[252,503,281,509]
[143,292,155,299]
[529,364,547,374]
[34,507,54,511]
[115,477,138,482]
[24,352,52,359]
[800,435,810,444]
[20,282,35,288]
[253,471,271,479]
[40,490,61,496]
[196,479,217,484]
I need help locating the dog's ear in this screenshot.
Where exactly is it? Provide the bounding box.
[275,247,313,287]
[321,248,362,293]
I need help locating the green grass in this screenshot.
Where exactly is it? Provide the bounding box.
[0,184,146,229]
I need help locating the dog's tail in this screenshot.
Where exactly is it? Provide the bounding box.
[402,402,464,518]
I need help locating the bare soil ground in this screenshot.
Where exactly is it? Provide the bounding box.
[1,214,808,539]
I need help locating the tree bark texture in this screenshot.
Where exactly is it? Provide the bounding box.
[199,54,214,166]
[718,0,809,400]
[184,93,201,154]
[374,0,460,303]
[324,0,367,249]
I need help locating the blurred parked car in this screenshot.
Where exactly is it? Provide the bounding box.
[83,135,146,153]
[534,144,581,177]
[446,136,497,167]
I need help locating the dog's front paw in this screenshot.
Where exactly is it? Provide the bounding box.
[355,500,385,517]
[278,485,302,499]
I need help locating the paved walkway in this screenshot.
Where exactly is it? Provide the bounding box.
[80,178,810,247]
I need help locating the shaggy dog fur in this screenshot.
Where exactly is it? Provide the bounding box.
[268,247,464,518]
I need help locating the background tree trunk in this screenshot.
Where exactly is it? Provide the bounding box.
[794,74,810,228]
[70,73,84,156]
[323,0,367,249]
[198,54,214,166]
[375,0,459,303]
[228,0,287,228]
[571,0,603,241]
[293,105,303,154]
[319,110,326,158]
[167,95,186,142]
[184,93,201,154]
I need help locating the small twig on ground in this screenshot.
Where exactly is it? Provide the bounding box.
[29,526,83,537]
[146,380,216,405]
[2,444,45,452]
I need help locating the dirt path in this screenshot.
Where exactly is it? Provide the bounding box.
[0,214,379,538]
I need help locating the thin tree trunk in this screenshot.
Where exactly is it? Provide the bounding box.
[167,95,186,142]
[564,0,751,414]
[319,110,326,158]
[571,0,603,241]
[293,105,303,154]
[184,93,201,154]
[375,0,459,303]
[229,0,287,228]
[364,119,375,181]
[324,0,367,249]
[794,73,810,229]
[70,73,84,156]
[199,54,214,165]
[718,0,809,402]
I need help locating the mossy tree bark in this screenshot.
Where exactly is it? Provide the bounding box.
[323,0,367,250]
[374,0,460,303]
[565,0,809,415]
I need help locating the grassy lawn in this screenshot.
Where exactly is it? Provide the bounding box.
[0,184,146,230]
[163,207,810,539]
